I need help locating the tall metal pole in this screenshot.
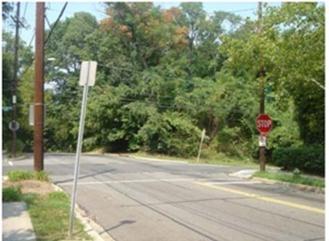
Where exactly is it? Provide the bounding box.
[11,2,20,158]
[258,2,266,172]
[68,63,91,238]
[34,2,45,171]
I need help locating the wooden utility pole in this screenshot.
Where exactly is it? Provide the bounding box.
[11,2,20,158]
[34,2,45,171]
[258,2,266,171]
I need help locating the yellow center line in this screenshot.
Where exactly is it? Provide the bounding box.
[195,182,324,214]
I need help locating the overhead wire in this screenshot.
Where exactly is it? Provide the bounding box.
[18,2,68,79]
[22,2,28,20]
[44,2,68,46]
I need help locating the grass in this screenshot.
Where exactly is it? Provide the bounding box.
[3,186,23,202]
[24,191,92,241]
[7,170,49,182]
[3,172,92,241]
[253,171,325,188]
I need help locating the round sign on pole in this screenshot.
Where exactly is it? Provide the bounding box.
[9,120,20,131]
[256,114,272,136]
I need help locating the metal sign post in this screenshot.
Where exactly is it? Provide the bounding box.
[197,129,206,163]
[68,61,97,238]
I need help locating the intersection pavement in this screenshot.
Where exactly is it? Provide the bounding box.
[3,153,325,241]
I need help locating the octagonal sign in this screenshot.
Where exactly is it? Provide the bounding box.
[256,114,272,136]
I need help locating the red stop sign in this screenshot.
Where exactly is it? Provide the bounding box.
[256,114,272,136]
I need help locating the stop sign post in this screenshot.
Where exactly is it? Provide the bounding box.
[256,114,272,172]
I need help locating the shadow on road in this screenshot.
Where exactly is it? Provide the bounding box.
[54,168,115,185]
[101,220,136,234]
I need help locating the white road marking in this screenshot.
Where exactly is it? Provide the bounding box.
[58,178,259,186]
[8,161,13,166]
[205,181,261,185]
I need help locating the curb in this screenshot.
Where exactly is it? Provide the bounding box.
[252,177,325,194]
[4,154,30,161]
[52,184,116,241]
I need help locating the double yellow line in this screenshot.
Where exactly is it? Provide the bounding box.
[195,182,324,214]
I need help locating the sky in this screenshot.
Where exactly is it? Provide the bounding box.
[3,2,282,49]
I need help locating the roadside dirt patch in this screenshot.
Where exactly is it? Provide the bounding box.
[4,180,54,195]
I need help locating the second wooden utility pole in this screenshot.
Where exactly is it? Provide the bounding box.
[258,2,266,172]
[11,2,20,158]
[34,2,45,171]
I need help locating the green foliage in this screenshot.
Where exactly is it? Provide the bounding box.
[272,145,324,176]
[3,186,23,202]
[138,112,201,157]
[34,171,50,182]
[2,31,33,150]
[5,139,25,156]
[8,170,34,181]
[7,170,49,182]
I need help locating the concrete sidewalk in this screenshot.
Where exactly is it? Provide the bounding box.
[3,202,36,241]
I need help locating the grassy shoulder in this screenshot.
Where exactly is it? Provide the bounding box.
[133,151,258,167]
[3,170,92,241]
[7,170,49,182]
[253,170,324,188]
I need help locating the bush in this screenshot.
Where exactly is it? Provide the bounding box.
[216,127,256,158]
[138,112,201,157]
[5,139,25,157]
[272,145,324,176]
[3,186,22,202]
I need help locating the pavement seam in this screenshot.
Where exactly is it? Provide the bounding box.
[52,184,116,241]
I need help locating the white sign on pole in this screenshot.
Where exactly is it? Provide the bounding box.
[259,135,267,147]
[9,121,20,131]
[69,60,97,238]
[79,61,97,86]
[29,105,34,126]
[29,104,46,126]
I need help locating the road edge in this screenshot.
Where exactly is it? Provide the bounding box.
[52,184,116,241]
[251,177,325,194]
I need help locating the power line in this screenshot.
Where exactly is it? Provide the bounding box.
[19,2,68,77]
[22,3,28,20]
[45,15,51,29]
[226,8,256,13]
[44,2,68,46]
[28,32,35,48]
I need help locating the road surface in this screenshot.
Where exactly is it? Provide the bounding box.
[3,153,325,241]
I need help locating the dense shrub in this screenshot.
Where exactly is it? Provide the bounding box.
[3,186,22,202]
[272,145,324,176]
[138,112,201,157]
[5,139,25,156]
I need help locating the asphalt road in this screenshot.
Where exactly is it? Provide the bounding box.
[3,153,325,241]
